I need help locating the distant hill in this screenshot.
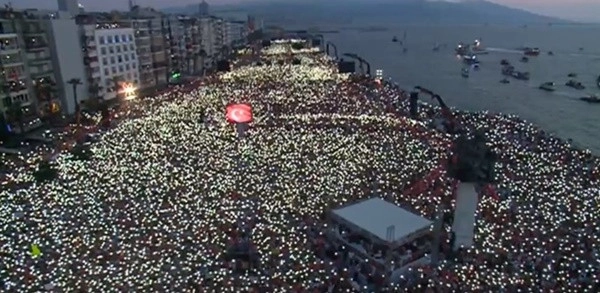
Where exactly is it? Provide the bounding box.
[163,0,569,26]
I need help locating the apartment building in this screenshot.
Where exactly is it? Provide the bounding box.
[169,15,204,76]
[76,14,139,102]
[126,7,171,90]
[0,10,56,130]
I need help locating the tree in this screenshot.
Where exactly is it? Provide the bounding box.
[66,78,82,122]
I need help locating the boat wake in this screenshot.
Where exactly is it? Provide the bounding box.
[486,47,522,54]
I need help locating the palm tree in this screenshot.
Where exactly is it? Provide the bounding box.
[66,78,82,122]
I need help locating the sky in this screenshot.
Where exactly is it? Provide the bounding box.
[1,0,599,22]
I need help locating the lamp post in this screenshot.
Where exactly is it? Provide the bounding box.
[66,78,82,122]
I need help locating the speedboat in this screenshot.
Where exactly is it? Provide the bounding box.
[565,80,585,90]
[510,70,530,81]
[580,94,600,103]
[461,68,470,78]
[500,78,510,84]
[567,73,577,78]
[524,47,540,56]
[539,82,556,92]
[520,56,529,63]
[500,59,510,66]
[462,54,479,65]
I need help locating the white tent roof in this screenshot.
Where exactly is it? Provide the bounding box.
[332,197,433,244]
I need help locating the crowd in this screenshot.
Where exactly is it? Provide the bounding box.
[0,42,599,292]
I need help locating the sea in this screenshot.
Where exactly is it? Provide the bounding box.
[322,24,600,153]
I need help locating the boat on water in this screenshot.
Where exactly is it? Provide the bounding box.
[539,82,556,92]
[433,43,441,51]
[455,39,488,56]
[565,80,585,90]
[568,73,577,78]
[580,94,600,103]
[511,71,530,81]
[520,56,529,63]
[548,51,554,56]
[523,47,541,56]
[462,54,479,65]
[500,78,510,84]
[392,36,398,43]
[472,64,480,71]
[461,68,470,78]
[500,59,510,66]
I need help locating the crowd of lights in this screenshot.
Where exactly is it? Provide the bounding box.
[0,43,598,292]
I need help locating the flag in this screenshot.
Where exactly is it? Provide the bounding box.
[31,244,41,258]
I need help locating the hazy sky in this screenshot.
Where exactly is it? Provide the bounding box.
[1,0,599,22]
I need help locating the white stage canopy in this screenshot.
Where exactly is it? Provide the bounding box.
[331,197,433,245]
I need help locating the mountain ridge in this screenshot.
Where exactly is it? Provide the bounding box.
[163,0,572,26]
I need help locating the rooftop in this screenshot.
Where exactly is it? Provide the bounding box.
[331,197,433,244]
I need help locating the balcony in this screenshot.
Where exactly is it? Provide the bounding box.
[1,55,24,67]
[0,45,19,55]
[30,68,53,78]
[86,50,98,57]
[25,42,47,51]
[29,57,52,66]
[153,61,168,69]
[0,33,18,40]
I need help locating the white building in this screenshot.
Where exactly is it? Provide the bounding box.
[94,27,139,100]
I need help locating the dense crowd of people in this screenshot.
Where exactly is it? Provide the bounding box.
[1,41,599,292]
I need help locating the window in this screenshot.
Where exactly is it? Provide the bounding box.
[106,79,111,87]
[117,56,123,63]
[122,44,128,52]
[127,73,132,79]
[124,54,129,61]
[111,67,117,74]
[107,36,113,43]
[129,44,135,50]
[132,62,137,69]
[116,46,121,53]
[110,56,116,64]
[101,47,107,55]
[131,53,135,59]
[99,36,105,44]
[102,57,108,65]
[114,35,120,43]
[104,68,109,75]
[125,63,130,70]
[133,72,138,78]
[129,34,134,41]
[122,34,127,42]
[109,46,114,54]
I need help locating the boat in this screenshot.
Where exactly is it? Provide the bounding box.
[548,51,554,56]
[580,94,600,103]
[462,54,479,65]
[567,73,577,78]
[455,43,469,55]
[511,71,530,81]
[461,68,470,78]
[433,43,441,51]
[471,39,488,55]
[539,82,556,92]
[523,47,540,56]
[565,80,585,90]
[502,65,515,76]
[500,78,510,84]
[520,56,529,63]
[392,36,398,43]
[472,64,480,71]
[500,59,510,66]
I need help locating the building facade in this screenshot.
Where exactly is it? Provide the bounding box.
[94,27,139,100]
